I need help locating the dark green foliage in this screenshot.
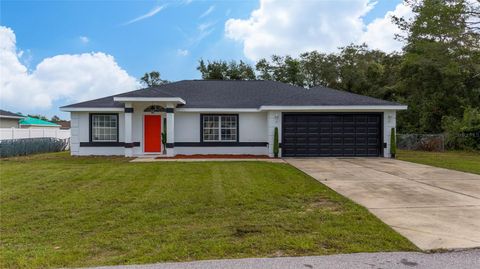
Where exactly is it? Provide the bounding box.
[256,55,305,86]
[141,71,168,87]
[51,115,61,122]
[273,127,279,158]
[197,59,256,80]
[390,128,397,157]
[0,137,69,158]
[442,106,480,150]
[393,0,480,133]
[162,118,167,152]
[27,114,48,121]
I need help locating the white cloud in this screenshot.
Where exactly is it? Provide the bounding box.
[79,36,89,44]
[177,49,189,56]
[225,0,412,60]
[0,26,138,112]
[200,5,215,18]
[360,3,414,52]
[123,5,166,25]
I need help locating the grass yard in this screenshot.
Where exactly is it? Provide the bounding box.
[1,152,416,268]
[398,150,480,175]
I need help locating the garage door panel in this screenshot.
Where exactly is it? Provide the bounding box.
[282,113,382,157]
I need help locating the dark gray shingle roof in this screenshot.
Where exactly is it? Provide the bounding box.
[0,109,24,118]
[61,80,402,109]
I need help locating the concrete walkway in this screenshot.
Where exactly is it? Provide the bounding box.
[79,250,480,269]
[130,156,285,163]
[286,158,480,250]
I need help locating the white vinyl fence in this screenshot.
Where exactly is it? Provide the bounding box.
[0,128,70,140]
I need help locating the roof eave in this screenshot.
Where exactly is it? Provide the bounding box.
[0,115,25,119]
[259,105,408,111]
[60,107,124,112]
[113,97,186,104]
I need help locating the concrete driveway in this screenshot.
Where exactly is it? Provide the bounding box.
[285,158,480,250]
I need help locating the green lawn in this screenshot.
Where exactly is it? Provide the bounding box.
[398,150,480,174]
[1,152,416,268]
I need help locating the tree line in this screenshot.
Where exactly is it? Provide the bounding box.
[141,0,480,148]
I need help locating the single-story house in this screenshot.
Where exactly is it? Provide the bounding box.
[60,80,407,158]
[0,109,25,128]
[19,117,61,129]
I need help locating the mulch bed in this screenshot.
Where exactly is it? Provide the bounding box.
[156,154,271,159]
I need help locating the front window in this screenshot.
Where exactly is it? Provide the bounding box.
[202,115,237,142]
[91,114,118,142]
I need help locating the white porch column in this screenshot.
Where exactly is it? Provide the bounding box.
[124,102,133,157]
[166,105,175,157]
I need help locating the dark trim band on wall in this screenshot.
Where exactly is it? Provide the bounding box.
[124,142,140,148]
[124,107,134,113]
[165,108,174,113]
[166,143,174,148]
[174,142,267,147]
[80,142,140,147]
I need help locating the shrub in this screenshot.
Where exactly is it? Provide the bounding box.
[442,107,480,150]
[390,127,396,157]
[0,137,69,158]
[273,127,279,158]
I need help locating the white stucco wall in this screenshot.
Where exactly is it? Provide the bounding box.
[70,112,80,155]
[0,118,20,128]
[174,112,268,143]
[383,110,397,158]
[173,112,268,155]
[267,111,282,157]
[174,112,200,142]
[70,111,126,156]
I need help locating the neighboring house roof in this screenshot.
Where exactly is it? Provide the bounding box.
[61,80,404,109]
[19,117,61,127]
[0,109,24,119]
[54,120,71,129]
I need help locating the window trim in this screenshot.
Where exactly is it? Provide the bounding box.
[89,113,119,143]
[200,114,239,143]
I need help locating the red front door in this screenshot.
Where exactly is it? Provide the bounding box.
[144,115,162,152]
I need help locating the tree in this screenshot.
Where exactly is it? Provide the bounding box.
[51,115,61,122]
[299,51,338,88]
[28,114,48,121]
[255,55,305,86]
[140,71,168,87]
[197,59,256,80]
[393,0,480,133]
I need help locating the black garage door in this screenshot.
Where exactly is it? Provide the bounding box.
[282,113,382,157]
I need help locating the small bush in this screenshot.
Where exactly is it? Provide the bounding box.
[442,107,480,150]
[0,137,69,158]
[273,127,279,158]
[390,128,396,157]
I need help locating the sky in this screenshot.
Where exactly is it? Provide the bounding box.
[0,0,413,119]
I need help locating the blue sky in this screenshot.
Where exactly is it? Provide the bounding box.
[1,0,407,119]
